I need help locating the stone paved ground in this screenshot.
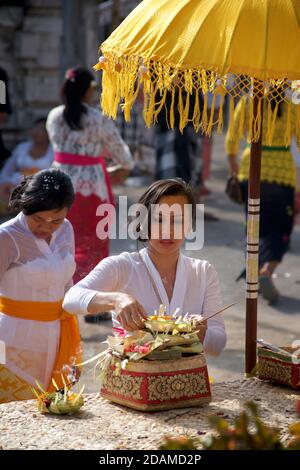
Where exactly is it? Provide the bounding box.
[79,133,300,392]
[0,378,298,450]
[0,134,299,450]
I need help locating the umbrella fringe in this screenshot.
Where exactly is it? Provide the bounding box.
[97,54,299,143]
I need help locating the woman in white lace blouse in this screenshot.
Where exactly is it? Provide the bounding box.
[46,67,134,282]
[0,168,81,403]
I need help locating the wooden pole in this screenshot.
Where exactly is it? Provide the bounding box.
[245,80,263,375]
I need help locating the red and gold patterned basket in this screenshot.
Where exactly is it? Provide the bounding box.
[101,353,211,411]
[258,346,300,390]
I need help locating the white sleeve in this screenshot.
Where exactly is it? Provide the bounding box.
[63,255,122,315]
[46,107,61,147]
[64,221,75,294]
[0,229,19,282]
[100,115,134,169]
[202,264,227,357]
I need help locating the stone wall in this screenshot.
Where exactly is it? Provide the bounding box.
[0,0,101,150]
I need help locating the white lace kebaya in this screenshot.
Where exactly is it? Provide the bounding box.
[46,104,134,200]
[0,212,76,388]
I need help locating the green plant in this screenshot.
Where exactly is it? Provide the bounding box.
[159,436,198,450]
[202,402,282,450]
[159,401,300,450]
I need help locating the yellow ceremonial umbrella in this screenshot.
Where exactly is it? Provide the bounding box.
[94,0,300,374]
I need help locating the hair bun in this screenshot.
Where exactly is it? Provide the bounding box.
[8,177,30,210]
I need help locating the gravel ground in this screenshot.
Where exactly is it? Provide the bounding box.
[0,378,299,450]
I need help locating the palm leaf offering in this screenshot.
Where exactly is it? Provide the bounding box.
[80,304,233,386]
[32,377,84,415]
[86,307,203,384]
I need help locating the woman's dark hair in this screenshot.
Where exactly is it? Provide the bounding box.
[33,116,47,125]
[62,67,95,130]
[136,178,196,242]
[9,168,75,215]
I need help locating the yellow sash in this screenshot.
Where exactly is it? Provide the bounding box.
[0,296,82,392]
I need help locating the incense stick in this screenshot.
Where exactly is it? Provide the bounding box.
[199,302,236,323]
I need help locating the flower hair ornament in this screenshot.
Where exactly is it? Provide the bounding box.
[65,68,76,83]
[42,175,60,191]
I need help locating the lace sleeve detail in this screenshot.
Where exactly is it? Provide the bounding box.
[0,229,19,282]
[100,115,134,169]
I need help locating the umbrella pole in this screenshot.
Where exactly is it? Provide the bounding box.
[245,80,263,375]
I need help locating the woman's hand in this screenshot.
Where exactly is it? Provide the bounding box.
[107,165,130,185]
[115,293,148,331]
[191,315,207,343]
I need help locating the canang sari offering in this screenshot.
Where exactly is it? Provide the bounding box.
[96,307,212,411]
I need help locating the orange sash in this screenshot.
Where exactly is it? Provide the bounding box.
[0,296,82,392]
[20,167,39,177]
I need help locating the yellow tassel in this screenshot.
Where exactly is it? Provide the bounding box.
[201,92,208,134]
[170,87,176,129]
[228,96,235,141]
[192,89,201,132]
[201,70,208,95]
[266,100,272,144]
[93,55,108,72]
[182,90,190,130]
[253,98,262,142]
[178,87,185,132]
[139,65,150,81]
[217,94,225,134]
[284,101,292,147]
[206,93,216,137]
[145,83,156,127]
[93,62,107,72]
[268,102,278,145]
[122,80,141,122]
[215,84,227,97]
[184,69,193,95]
[153,89,167,123]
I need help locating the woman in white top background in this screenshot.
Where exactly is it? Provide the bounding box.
[46,67,134,283]
[0,168,80,403]
[0,118,53,211]
[64,179,226,357]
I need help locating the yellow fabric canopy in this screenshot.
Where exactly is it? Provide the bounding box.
[95,0,300,142]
